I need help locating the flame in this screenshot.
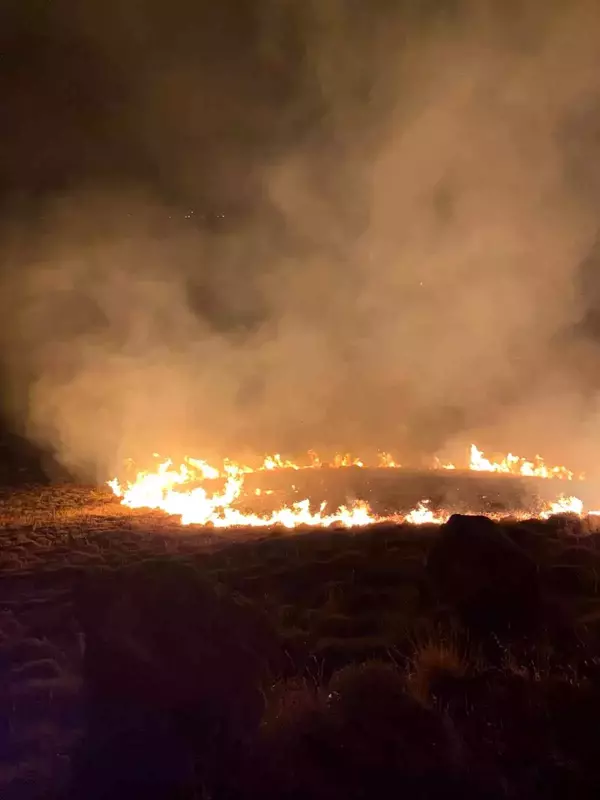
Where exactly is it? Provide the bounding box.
[403,501,450,526]
[378,452,400,468]
[262,453,300,471]
[540,494,584,519]
[117,444,580,479]
[307,450,322,468]
[469,444,579,480]
[332,453,364,468]
[433,456,456,471]
[108,445,593,529]
[109,459,377,528]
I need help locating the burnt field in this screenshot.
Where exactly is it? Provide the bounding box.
[2,471,600,799]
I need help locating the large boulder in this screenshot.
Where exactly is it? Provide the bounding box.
[426,514,541,635]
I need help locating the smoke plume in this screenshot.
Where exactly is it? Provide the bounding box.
[2,0,600,481]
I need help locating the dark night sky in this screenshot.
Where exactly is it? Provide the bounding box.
[1,3,134,201]
[1,1,597,241]
[0,0,375,216]
[2,1,595,229]
[1,1,268,208]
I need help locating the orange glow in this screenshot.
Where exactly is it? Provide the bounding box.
[468,444,580,480]
[433,456,456,471]
[108,460,377,528]
[378,452,400,468]
[539,494,584,519]
[403,501,450,526]
[107,443,592,529]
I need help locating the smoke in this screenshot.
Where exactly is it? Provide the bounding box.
[2,0,600,481]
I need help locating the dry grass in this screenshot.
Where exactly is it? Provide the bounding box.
[3,482,600,797]
[408,633,474,703]
[0,485,244,574]
[0,484,160,530]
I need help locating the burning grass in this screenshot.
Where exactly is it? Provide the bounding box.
[4,472,600,798]
[106,442,595,529]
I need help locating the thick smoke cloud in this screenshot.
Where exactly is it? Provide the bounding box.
[2,0,600,481]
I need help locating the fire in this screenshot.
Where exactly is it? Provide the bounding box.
[332,454,364,468]
[468,444,578,480]
[307,450,322,468]
[378,452,400,468]
[540,494,584,519]
[108,460,377,528]
[433,456,456,471]
[262,454,300,471]
[107,443,593,529]
[116,444,579,479]
[403,501,450,526]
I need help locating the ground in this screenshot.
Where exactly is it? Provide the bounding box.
[2,480,600,799]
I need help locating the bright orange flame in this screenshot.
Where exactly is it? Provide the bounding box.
[262,454,300,471]
[307,450,322,468]
[124,445,579,478]
[403,501,450,525]
[433,456,456,471]
[108,459,377,528]
[378,452,400,468]
[332,453,364,468]
[468,444,579,480]
[107,446,592,529]
[540,494,584,519]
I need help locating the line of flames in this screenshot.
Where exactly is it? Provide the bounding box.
[107,444,598,529]
[207,444,580,479]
